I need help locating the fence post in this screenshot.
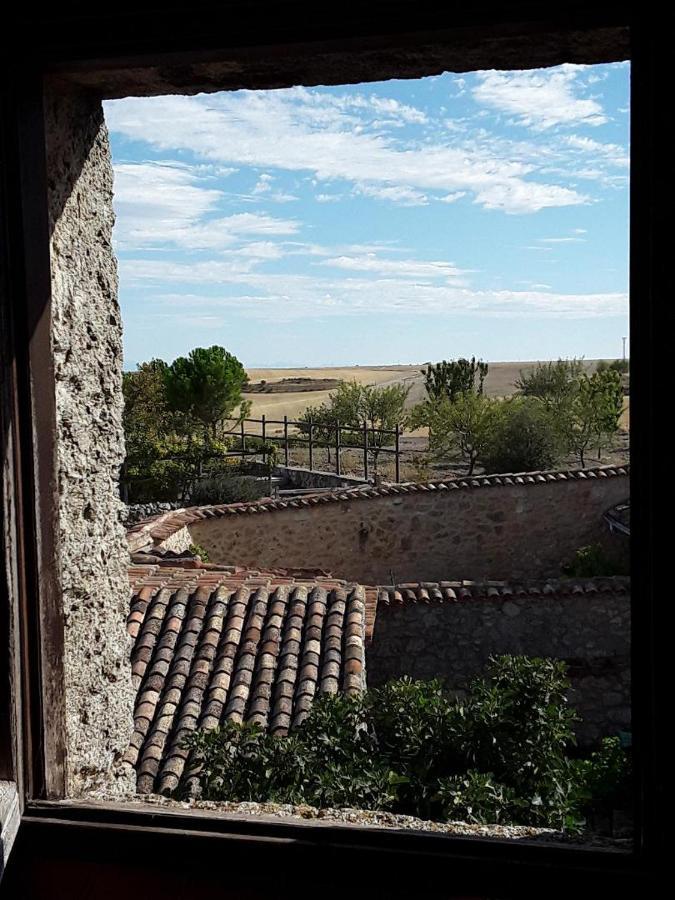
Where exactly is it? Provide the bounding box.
[362,421,369,481]
[261,413,266,445]
[395,424,400,483]
[308,418,314,472]
[284,415,289,466]
[335,423,341,476]
[241,417,246,453]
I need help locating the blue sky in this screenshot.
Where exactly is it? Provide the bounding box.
[103,61,629,368]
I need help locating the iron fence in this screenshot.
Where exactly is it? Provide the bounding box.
[225,415,402,482]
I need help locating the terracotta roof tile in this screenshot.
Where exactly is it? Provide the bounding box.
[127,567,367,795]
[375,577,630,607]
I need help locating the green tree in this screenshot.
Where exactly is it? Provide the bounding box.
[562,369,624,467]
[515,358,584,415]
[422,357,488,403]
[297,381,409,476]
[163,346,251,440]
[409,393,500,476]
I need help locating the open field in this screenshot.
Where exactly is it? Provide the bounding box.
[242,361,628,434]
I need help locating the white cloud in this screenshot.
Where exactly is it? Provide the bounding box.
[112,162,301,250]
[112,162,223,248]
[539,236,585,244]
[472,65,607,130]
[119,255,626,322]
[105,86,590,215]
[319,254,466,281]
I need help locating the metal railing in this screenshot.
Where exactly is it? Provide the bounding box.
[225,415,402,482]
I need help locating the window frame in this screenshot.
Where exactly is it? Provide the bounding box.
[0,2,664,892]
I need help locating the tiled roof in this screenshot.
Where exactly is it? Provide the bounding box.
[126,465,630,552]
[125,565,366,796]
[375,577,630,606]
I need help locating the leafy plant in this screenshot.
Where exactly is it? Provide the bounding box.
[515,358,584,412]
[190,475,270,506]
[561,369,624,467]
[561,543,629,577]
[183,656,630,833]
[422,358,489,403]
[296,380,409,476]
[436,771,524,825]
[189,543,210,562]
[480,397,562,474]
[407,393,500,476]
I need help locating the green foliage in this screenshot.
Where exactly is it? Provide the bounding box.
[365,677,462,817]
[436,771,524,825]
[458,656,581,828]
[189,543,210,562]
[190,475,270,506]
[184,656,628,832]
[561,544,629,577]
[571,737,631,812]
[596,359,629,375]
[163,346,251,438]
[123,348,255,502]
[480,397,562,474]
[296,380,409,474]
[561,369,624,467]
[408,393,500,476]
[515,358,584,411]
[422,357,488,403]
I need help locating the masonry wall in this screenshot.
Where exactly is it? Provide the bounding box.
[186,473,629,584]
[366,590,631,745]
[45,88,135,796]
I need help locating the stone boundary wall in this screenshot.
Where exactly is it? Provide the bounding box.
[142,467,629,584]
[366,582,631,745]
[274,465,368,490]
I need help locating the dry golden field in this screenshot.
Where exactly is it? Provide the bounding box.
[242,361,629,437]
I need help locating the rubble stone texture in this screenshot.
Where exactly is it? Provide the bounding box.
[45,88,135,796]
[367,582,630,744]
[181,471,629,584]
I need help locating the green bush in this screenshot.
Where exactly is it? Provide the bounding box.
[562,544,629,577]
[436,770,524,825]
[190,475,270,505]
[182,656,630,832]
[458,656,582,828]
[480,398,562,474]
[571,736,632,813]
[365,677,462,817]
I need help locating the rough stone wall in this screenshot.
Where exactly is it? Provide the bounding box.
[45,89,134,796]
[185,475,629,584]
[274,466,368,490]
[366,592,631,745]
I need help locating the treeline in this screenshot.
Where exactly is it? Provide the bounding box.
[122,346,253,502]
[408,357,626,474]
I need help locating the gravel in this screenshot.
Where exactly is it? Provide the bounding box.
[89,792,631,850]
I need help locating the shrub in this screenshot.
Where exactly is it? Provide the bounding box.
[515,358,584,408]
[437,771,524,825]
[479,398,562,474]
[183,656,629,833]
[189,543,210,562]
[459,656,582,828]
[562,544,629,577]
[571,736,632,814]
[366,677,463,817]
[190,475,270,505]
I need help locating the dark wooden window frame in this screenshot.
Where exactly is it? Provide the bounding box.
[0,2,664,894]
